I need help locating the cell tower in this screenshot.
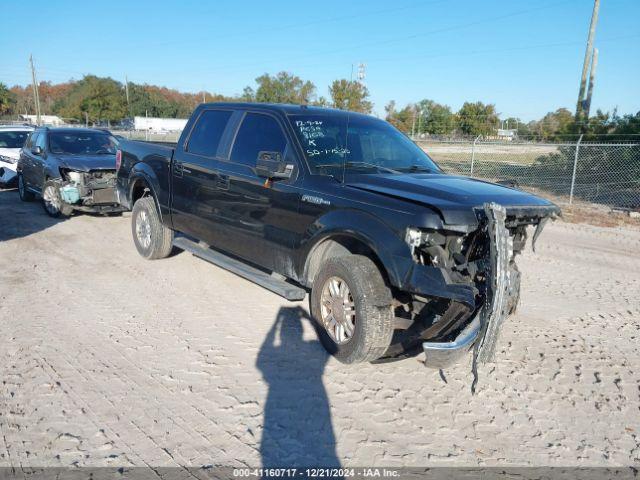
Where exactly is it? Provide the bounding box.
[357,63,366,85]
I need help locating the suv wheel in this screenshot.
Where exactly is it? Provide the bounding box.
[310,255,394,363]
[42,180,72,217]
[131,196,174,259]
[18,173,35,201]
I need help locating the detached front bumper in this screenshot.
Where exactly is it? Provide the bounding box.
[422,203,515,369]
[0,163,17,187]
[422,316,480,368]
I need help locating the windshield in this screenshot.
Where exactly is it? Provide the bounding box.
[49,131,117,155]
[289,113,441,175]
[0,131,30,149]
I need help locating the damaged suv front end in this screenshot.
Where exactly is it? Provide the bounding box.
[18,128,126,217]
[56,168,123,214]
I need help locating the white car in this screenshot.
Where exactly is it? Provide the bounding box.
[0,125,34,187]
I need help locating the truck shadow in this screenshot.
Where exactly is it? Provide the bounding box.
[0,189,67,242]
[256,306,341,468]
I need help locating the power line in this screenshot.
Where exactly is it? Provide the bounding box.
[8,30,637,91]
[121,0,449,51]
[119,0,574,81]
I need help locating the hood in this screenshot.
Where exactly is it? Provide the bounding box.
[56,154,117,172]
[345,173,558,225]
[0,147,20,160]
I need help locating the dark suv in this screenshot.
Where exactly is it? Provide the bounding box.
[17,127,124,217]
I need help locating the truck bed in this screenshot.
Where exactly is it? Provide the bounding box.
[116,139,175,211]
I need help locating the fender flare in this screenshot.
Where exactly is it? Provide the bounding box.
[299,209,411,288]
[128,165,166,223]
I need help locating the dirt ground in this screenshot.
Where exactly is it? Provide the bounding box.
[1,188,639,468]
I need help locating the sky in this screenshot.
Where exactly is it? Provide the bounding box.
[1,0,639,121]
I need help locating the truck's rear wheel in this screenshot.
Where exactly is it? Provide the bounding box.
[132,196,174,259]
[310,255,394,363]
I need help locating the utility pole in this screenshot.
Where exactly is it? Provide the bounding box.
[411,106,417,138]
[202,91,206,103]
[584,48,599,120]
[124,75,131,118]
[575,0,600,124]
[29,54,42,126]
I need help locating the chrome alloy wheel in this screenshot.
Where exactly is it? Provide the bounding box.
[320,276,356,345]
[42,184,61,215]
[135,210,152,249]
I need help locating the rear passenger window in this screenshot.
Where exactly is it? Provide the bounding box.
[230,113,287,167]
[186,110,233,157]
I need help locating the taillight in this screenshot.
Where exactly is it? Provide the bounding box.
[115,150,122,170]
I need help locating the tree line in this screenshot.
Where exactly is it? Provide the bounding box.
[0,72,638,141]
[0,72,372,126]
[385,100,639,141]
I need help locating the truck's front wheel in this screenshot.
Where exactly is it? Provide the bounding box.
[131,196,174,259]
[310,255,394,363]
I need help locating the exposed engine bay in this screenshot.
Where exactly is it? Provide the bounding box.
[56,169,124,213]
[377,203,558,387]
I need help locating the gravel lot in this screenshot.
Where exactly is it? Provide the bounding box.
[0,188,639,469]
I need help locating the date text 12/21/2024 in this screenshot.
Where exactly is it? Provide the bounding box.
[233,468,400,478]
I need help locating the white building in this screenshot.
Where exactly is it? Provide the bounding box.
[497,128,518,141]
[134,116,188,133]
[20,114,65,126]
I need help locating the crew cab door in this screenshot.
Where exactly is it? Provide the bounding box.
[170,108,236,244]
[209,111,303,274]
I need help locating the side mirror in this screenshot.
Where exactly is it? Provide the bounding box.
[255,151,293,180]
[31,146,43,156]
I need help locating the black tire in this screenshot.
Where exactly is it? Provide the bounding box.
[310,254,394,364]
[18,173,35,201]
[131,196,174,259]
[41,180,73,218]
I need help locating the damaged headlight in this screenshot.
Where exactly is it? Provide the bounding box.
[58,169,83,204]
[66,171,83,184]
[405,227,424,249]
[405,226,484,274]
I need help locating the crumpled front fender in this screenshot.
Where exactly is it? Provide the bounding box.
[395,255,477,308]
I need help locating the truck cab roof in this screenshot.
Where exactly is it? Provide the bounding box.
[197,102,374,120]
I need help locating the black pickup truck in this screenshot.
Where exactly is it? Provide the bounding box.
[116,103,559,373]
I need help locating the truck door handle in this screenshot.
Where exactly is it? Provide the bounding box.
[217,174,230,190]
[173,162,184,177]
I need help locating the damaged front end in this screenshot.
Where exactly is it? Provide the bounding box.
[56,169,125,214]
[377,203,558,382]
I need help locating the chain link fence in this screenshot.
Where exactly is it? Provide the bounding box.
[112,129,181,143]
[109,127,639,210]
[416,138,640,210]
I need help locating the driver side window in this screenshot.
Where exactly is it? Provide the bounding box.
[26,132,39,150]
[35,132,47,151]
[230,113,287,168]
